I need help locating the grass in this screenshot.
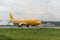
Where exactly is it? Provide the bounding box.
[0,28,60,40]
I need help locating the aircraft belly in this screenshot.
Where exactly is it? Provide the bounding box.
[27,22,37,25]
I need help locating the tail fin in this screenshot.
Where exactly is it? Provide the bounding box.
[10,11,15,21]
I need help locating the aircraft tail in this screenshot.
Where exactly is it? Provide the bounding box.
[10,11,15,21]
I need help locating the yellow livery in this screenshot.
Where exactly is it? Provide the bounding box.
[10,11,42,27]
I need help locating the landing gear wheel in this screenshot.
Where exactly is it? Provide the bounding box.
[18,26,21,27]
[26,25,29,27]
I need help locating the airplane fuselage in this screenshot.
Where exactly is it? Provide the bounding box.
[10,11,42,27]
[11,19,41,26]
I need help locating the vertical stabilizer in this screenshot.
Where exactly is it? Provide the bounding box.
[10,11,15,21]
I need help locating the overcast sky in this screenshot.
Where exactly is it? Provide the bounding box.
[0,0,60,21]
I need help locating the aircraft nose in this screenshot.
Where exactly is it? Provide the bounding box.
[37,21,42,24]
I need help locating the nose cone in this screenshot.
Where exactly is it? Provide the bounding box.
[37,21,42,25]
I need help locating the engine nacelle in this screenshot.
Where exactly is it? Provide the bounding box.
[18,22,27,26]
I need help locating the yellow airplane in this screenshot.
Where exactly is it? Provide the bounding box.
[10,11,42,27]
